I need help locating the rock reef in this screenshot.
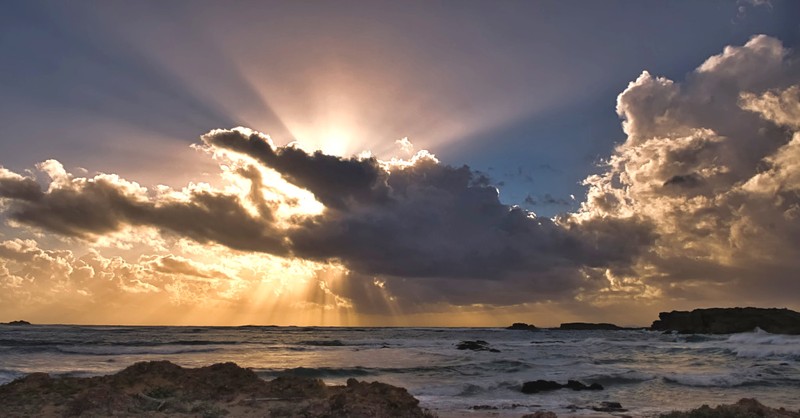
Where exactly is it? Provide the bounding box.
[455,340,500,352]
[520,379,603,394]
[660,398,800,417]
[651,307,800,334]
[0,360,435,417]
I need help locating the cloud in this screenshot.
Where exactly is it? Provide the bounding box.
[0,130,651,311]
[1,35,799,320]
[577,34,800,306]
[0,159,288,254]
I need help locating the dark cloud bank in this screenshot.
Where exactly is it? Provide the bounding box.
[2,35,800,313]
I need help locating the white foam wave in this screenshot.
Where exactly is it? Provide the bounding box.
[663,372,750,387]
[725,328,800,359]
[0,370,23,385]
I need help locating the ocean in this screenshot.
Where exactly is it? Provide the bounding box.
[1,325,799,416]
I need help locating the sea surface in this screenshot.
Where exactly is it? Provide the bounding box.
[1,325,799,416]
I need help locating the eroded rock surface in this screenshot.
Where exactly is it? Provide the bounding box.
[0,360,435,417]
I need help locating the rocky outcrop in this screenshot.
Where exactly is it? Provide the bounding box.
[559,322,623,330]
[0,361,435,417]
[1,320,31,326]
[660,398,800,417]
[521,379,603,394]
[651,307,800,334]
[507,322,538,331]
[456,340,500,352]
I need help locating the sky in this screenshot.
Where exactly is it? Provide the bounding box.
[1,0,799,326]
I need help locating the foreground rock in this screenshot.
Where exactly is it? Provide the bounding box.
[521,379,603,394]
[507,322,538,331]
[558,322,623,330]
[651,307,800,334]
[660,398,800,417]
[456,340,500,352]
[0,360,435,417]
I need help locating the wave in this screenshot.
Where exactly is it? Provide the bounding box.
[726,328,800,359]
[269,366,375,378]
[0,339,241,347]
[584,370,655,385]
[661,371,777,388]
[298,340,347,347]
[0,370,23,386]
[55,345,221,356]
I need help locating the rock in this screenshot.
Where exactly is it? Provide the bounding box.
[521,379,602,394]
[456,340,501,352]
[2,320,31,326]
[507,322,538,331]
[0,361,434,418]
[651,307,800,334]
[522,380,563,393]
[659,398,800,417]
[470,404,498,410]
[559,322,623,330]
[564,380,603,391]
[522,412,558,418]
[593,401,627,412]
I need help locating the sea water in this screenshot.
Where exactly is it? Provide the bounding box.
[1,325,799,416]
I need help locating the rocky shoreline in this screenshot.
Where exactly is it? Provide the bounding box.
[0,361,435,417]
[1,360,799,417]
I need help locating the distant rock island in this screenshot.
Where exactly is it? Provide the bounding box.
[559,322,624,331]
[506,322,538,331]
[651,307,800,334]
[1,320,31,326]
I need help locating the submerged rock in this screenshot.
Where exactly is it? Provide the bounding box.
[522,412,558,418]
[507,322,538,331]
[660,398,800,417]
[651,307,800,334]
[521,379,603,394]
[0,361,435,418]
[456,340,501,352]
[593,401,627,412]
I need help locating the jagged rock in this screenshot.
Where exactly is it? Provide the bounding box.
[0,361,434,418]
[521,379,603,394]
[507,322,538,330]
[559,322,623,330]
[660,398,800,417]
[456,340,501,352]
[651,307,800,334]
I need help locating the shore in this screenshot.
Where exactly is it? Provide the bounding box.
[1,361,799,417]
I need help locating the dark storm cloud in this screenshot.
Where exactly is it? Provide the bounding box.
[202,128,654,284]
[0,132,653,305]
[203,129,391,210]
[0,163,287,254]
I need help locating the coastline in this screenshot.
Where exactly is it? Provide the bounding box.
[2,360,799,418]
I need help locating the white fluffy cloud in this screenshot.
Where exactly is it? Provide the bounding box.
[577,35,800,306]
